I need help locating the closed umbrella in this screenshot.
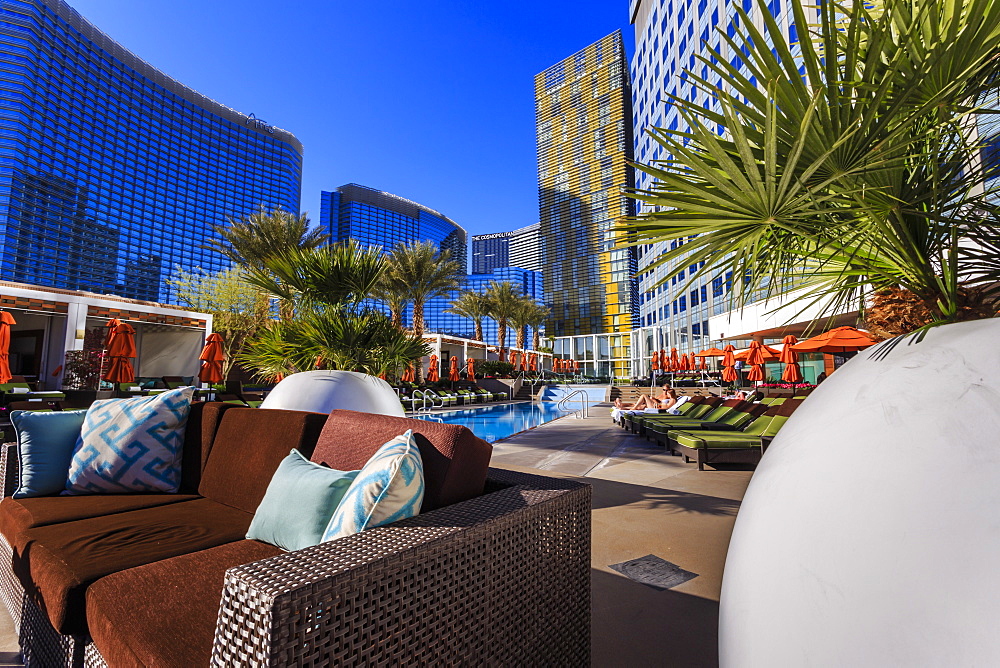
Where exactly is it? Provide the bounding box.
[745,341,766,382]
[0,311,15,384]
[680,353,691,371]
[651,350,660,371]
[103,318,120,349]
[722,344,738,384]
[198,333,225,385]
[466,357,476,381]
[573,359,580,373]
[401,363,415,383]
[698,355,707,371]
[510,350,519,370]
[103,322,136,384]
[427,355,440,383]
[670,348,680,371]
[529,353,538,372]
[791,326,878,354]
[448,356,460,382]
[780,335,803,383]
[519,353,527,372]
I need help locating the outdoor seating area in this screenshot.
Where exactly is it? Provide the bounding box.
[395,382,510,411]
[0,401,590,666]
[616,395,806,470]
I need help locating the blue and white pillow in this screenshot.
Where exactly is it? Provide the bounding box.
[64,387,195,494]
[322,429,424,542]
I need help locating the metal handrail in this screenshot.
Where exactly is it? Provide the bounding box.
[557,389,592,419]
[409,389,444,414]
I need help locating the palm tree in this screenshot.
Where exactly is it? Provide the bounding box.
[484,281,523,359]
[509,297,549,352]
[625,0,1000,337]
[372,276,409,329]
[445,291,491,341]
[207,205,329,270]
[237,242,429,380]
[207,206,330,320]
[383,241,464,381]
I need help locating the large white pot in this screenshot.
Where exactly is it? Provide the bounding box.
[720,318,1000,667]
[259,370,404,417]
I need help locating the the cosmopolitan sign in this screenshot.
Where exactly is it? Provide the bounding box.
[245,113,275,134]
[472,231,514,241]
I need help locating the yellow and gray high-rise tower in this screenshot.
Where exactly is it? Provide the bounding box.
[535,31,636,340]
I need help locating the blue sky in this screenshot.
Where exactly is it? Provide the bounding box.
[68,0,634,238]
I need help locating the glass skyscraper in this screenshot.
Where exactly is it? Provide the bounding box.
[471,231,512,274]
[535,31,637,342]
[320,183,467,270]
[424,266,543,347]
[0,0,303,302]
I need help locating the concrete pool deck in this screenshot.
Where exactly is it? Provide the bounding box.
[491,403,753,667]
[0,401,752,667]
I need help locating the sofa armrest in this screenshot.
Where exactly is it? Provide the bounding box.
[211,468,591,667]
[1,442,16,498]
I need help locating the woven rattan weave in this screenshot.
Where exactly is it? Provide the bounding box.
[0,443,591,667]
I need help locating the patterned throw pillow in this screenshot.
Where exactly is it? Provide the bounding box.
[64,387,195,494]
[322,429,424,542]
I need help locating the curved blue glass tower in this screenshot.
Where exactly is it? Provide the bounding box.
[0,0,303,301]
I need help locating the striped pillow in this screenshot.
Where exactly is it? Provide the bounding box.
[322,429,424,541]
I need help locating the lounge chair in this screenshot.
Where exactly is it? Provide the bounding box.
[669,398,804,470]
[645,401,769,448]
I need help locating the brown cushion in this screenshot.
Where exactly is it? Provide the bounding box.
[0,493,199,543]
[180,402,241,493]
[313,410,493,512]
[87,540,282,668]
[198,408,328,513]
[13,498,254,635]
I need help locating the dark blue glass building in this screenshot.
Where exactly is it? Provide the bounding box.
[424,267,544,347]
[0,0,303,301]
[320,184,467,270]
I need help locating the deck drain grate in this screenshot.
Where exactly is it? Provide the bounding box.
[609,554,698,590]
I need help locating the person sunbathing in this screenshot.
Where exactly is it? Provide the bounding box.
[614,385,678,411]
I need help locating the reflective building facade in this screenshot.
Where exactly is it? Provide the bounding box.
[471,231,512,274]
[0,0,303,302]
[536,30,637,378]
[320,183,467,270]
[629,0,797,362]
[424,266,543,347]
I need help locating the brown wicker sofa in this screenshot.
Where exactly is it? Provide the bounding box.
[0,403,591,667]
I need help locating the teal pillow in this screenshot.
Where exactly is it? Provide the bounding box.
[247,449,359,551]
[11,409,88,498]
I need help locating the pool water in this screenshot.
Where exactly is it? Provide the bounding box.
[414,401,589,443]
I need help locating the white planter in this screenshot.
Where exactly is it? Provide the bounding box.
[259,370,404,417]
[720,318,1000,666]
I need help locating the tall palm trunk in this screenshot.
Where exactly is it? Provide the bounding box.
[474,319,483,341]
[497,318,507,359]
[516,326,526,352]
[532,329,540,351]
[412,300,425,383]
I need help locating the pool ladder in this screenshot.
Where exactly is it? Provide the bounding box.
[557,390,591,419]
[409,389,444,415]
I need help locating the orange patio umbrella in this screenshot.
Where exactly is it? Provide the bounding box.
[519,353,527,372]
[721,344,738,384]
[791,326,878,354]
[651,350,660,371]
[659,348,667,371]
[680,353,691,371]
[466,357,476,381]
[573,359,580,373]
[528,353,538,372]
[448,356,460,382]
[103,318,120,349]
[0,311,15,384]
[510,350,519,370]
[779,335,803,383]
[734,344,781,362]
[695,347,727,357]
[669,348,680,371]
[401,362,415,383]
[103,321,136,384]
[745,341,767,382]
[698,355,707,370]
[427,355,440,383]
[198,332,225,385]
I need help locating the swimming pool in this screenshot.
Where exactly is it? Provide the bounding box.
[414,401,589,443]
